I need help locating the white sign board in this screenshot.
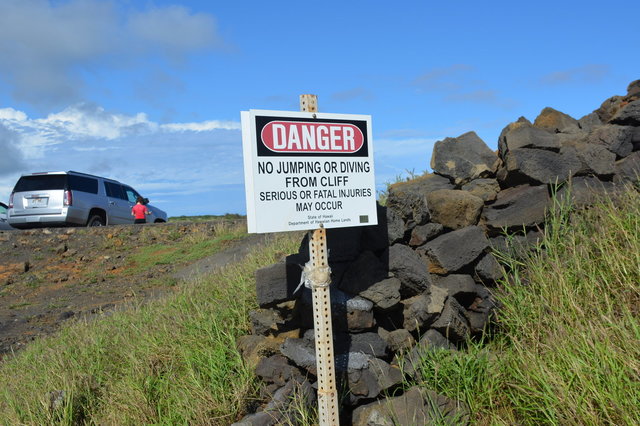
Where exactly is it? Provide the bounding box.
[241,109,377,233]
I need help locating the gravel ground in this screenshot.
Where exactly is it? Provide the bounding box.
[0,222,267,359]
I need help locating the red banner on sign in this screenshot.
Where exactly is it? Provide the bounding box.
[261,121,364,153]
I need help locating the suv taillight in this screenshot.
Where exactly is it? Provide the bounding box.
[64,190,73,206]
[8,193,14,209]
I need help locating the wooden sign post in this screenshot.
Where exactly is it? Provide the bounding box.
[301,94,339,425]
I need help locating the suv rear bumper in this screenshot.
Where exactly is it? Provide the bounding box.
[8,209,87,228]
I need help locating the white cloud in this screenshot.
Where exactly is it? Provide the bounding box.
[72,146,119,152]
[0,108,28,121]
[413,64,474,91]
[331,88,375,102]
[443,90,518,109]
[161,120,241,132]
[0,103,244,214]
[412,65,516,110]
[0,104,242,148]
[538,64,611,86]
[38,104,154,140]
[0,0,223,109]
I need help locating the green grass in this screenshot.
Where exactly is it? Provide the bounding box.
[0,232,302,425]
[403,184,640,424]
[95,221,248,278]
[2,182,638,425]
[168,213,245,223]
[126,232,241,272]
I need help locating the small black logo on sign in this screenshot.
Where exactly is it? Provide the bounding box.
[359,215,369,223]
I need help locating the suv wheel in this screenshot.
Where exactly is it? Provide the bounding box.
[87,215,105,227]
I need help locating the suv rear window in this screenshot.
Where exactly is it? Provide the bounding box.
[13,174,99,194]
[13,175,67,192]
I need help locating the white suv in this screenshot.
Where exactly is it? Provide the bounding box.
[0,202,12,230]
[7,171,167,229]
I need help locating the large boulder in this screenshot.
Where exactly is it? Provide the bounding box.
[255,254,304,308]
[501,148,581,185]
[297,287,375,332]
[352,386,468,426]
[461,178,500,202]
[430,131,499,185]
[280,338,317,374]
[482,185,550,233]
[610,99,640,126]
[303,330,388,359]
[388,243,432,296]
[595,80,640,123]
[343,332,389,359]
[385,205,405,245]
[561,142,616,177]
[255,354,304,387]
[249,309,285,336]
[578,112,602,132]
[338,251,387,295]
[408,223,444,247]
[533,107,581,134]
[378,328,415,353]
[489,230,544,259]
[614,151,640,185]
[426,189,484,230]
[498,118,560,156]
[233,377,315,426]
[628,80,640,97]
[402,285,448,332]
[467,296,499,336]
[474,252,503,283]
[556,176,618,208]
[585,125,638,158]
[359,277,402,311]
[281,336,396,397]
[236,333,298,368]
[430,297,471,343]
[420,226,489,275]
[279,338,399,405]
[386,174,453,231]
[432,274,483,308]
[346,357,403,404]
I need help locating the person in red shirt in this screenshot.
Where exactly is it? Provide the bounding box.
[131,196,150,224]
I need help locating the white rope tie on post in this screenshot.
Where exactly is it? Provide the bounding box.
[303,260,331,288]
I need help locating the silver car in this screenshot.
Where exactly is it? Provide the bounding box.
[0,202,12,230]
[7,171,167,228]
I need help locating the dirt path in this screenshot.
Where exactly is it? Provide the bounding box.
[0,222,269,358]
[172,233,275,281]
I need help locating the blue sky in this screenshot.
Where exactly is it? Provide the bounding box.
[0,0,638,217]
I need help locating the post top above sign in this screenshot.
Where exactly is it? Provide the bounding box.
[300,94,318,112]
[241,109,378,233]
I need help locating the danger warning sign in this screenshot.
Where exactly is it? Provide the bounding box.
[241,109,377,233]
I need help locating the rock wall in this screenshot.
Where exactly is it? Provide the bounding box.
[234,81,640,425]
